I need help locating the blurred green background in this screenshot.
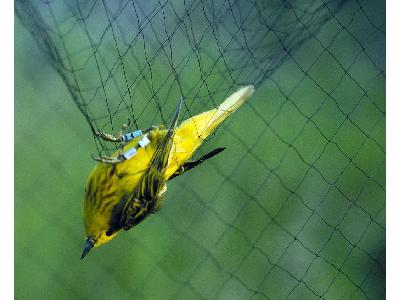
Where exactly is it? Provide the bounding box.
[15,0,385,299]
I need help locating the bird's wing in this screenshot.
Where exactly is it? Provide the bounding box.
[120,99,183,230]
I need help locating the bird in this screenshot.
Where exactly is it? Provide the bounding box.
[81,85,255,259]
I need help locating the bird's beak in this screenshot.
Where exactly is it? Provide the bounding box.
[81,236,95,259]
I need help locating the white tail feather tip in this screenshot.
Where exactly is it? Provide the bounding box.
[217,85,255,112]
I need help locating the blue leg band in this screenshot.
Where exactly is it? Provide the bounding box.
[122,130,143,142]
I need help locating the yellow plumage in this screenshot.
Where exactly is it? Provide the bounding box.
[81,85,255,258]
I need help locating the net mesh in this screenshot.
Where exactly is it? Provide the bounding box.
[15,0,385,299]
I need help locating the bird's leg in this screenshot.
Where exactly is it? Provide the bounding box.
[93,133,153,164]
[95,121,156,144]
[92,122,129,164]
[91,154,124,165]
[116,125,156,160]
[169,147,226,180]
[93,120,158,164]
[118,134,152,161]
[118,126,156,143]
[95,120,130,142]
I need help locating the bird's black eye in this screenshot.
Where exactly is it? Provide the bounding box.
[106,229,113,236]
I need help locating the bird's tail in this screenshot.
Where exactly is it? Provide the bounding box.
[180,85,254,141]
[206,85,255,132]
[165,85,255,179]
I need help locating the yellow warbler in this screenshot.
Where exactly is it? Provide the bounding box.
[81,85,255,258]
